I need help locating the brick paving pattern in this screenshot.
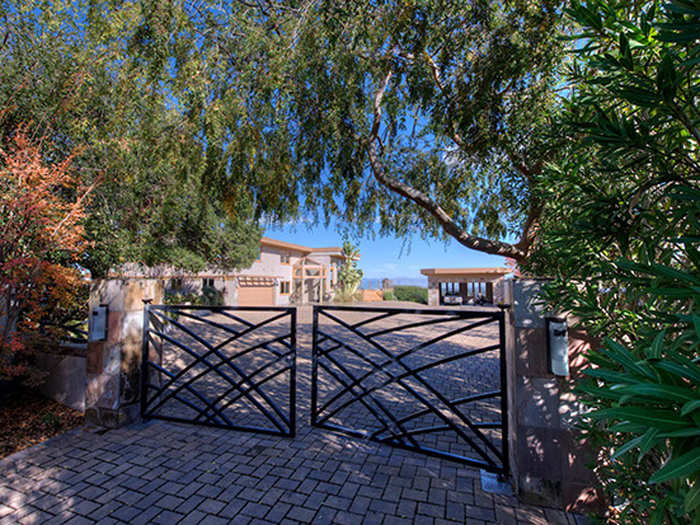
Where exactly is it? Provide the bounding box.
[0,305,586,524]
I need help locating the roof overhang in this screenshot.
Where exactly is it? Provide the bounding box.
[420,267,510,280]
[260,237,313,254]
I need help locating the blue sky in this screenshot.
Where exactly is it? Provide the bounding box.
[264,222,507,280]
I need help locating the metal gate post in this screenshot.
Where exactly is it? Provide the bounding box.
[289,308,297,437]
[498,305,510,478]
[310,305,319,426]
[140,300,152,420]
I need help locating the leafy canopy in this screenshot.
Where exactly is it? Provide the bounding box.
[131,0,566,260]
[0,0,262,277]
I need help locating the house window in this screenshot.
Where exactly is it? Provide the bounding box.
[280,281,290,295]
[281,252,291,264]
[203,278,215,288]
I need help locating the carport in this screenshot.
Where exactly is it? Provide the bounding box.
[420,267,510,306]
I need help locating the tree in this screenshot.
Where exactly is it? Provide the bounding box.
[336,241,363,302]
[525,0,699,520]
[0,1,262,277]
[0,131,91,385]
[123,0,567,262]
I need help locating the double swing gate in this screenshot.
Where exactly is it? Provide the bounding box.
[141,303,508,475]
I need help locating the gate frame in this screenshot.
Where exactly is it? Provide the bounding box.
[140,303,297,437]
[311,304,509,475]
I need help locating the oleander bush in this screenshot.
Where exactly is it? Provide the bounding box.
[526,0,700,521]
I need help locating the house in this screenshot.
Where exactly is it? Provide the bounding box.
[420,267,510,306]
[109,237,348,306]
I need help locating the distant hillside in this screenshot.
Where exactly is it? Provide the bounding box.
[360,277,428,289]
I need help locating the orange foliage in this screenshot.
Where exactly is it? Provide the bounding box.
[0,131,93,384]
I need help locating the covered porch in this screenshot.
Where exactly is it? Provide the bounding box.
[420,267,510,306]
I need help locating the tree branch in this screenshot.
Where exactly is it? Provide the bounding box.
[367,71,527,261]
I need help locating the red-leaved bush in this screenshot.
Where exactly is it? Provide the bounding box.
[0,131,93,385]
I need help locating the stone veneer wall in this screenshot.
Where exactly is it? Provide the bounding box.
[86,278,163,428]
[505,279,602,513]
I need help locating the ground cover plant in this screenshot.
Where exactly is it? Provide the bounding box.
[526,0,700,521]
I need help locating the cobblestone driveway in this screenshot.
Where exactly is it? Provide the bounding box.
[0,305,585,524]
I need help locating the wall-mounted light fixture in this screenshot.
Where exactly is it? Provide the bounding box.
[545,317,569,376]
[88,304,109,342]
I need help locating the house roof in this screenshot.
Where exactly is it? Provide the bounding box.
[260,237,344,256]
[420,267,510,279]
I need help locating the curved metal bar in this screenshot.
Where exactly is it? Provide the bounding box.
[394,390,502,428]
[209,310,292,355]
[146,386,217,420]
[318,340,498,468]
[147,327,289,409]
[318,337,499,435]
[379,424,451,442]
[365,315,467,339]
[145,327,287,433]
[317,361,397,444]
[349,311,399,330]
[198,366,292,426]
[318,310,504,463]
[321,351,420,448]
[316,326,496,418]
[173,309,243,338]
[195,351,293,423]
[144,362,233,426]
[144,332,291,421]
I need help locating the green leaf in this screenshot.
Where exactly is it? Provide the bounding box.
[612,435,643,460]
[646,330,666,360]
[685,484,700,512]
[681,400,700,417]
[614,383,695,404]
[592,407,689,430]
[649,449,700,484]
[638,428,660,462]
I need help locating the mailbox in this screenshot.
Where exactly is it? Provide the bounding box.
[546,317,569,376]
[89,304,108,342]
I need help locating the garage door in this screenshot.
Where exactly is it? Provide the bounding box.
[238,284,275,306]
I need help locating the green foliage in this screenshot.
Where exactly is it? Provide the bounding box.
[383,290,396,301]
[198,286,224,307]
[393,286,428,305]
[119,1,567,259]
[0,1,262,277]
[337,241,363,297]
[163,285,223,307]
[526,0,700,520]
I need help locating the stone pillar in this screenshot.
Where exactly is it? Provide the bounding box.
[85,278,164,428]
[506,279,602,513]
[427,277,440,306]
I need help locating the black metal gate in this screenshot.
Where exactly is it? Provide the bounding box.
[141,304,296,437]
[311,305,508,475]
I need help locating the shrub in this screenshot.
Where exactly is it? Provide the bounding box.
[0,131,92,385]
[198,286,224,307]
[393,286,428,304]
[383,290,396,301]
[526,0,700,520]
